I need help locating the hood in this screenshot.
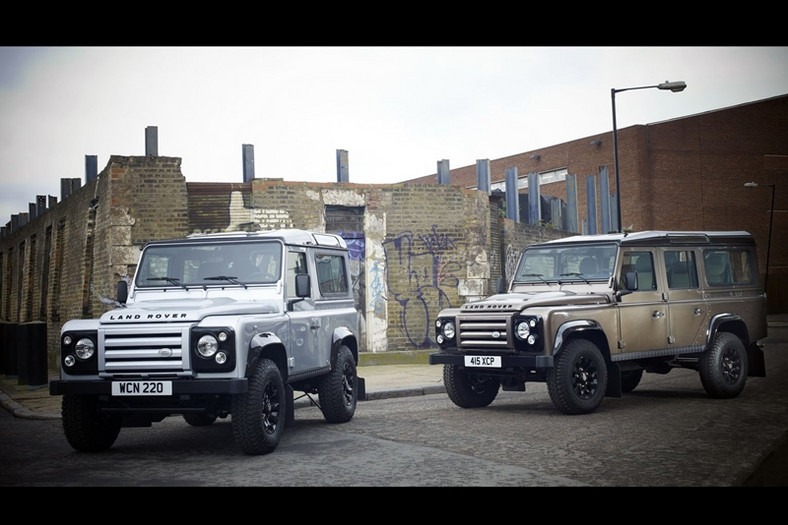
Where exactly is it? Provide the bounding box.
[461,289,610,313]
[100,296,281,323]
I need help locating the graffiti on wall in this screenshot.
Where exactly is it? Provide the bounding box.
[504,243,521,288]
[383,225,461,348]
[368,258,386,314]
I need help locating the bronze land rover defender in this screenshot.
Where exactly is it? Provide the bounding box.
[430,231,767,414]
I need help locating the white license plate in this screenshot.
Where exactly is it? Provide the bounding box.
[464,355,501,368]
[112,381,172,396]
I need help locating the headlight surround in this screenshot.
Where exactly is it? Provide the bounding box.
[61,331,98,374]
[191,329,235,372]
[513,315,542,351]
[435,318,456,347]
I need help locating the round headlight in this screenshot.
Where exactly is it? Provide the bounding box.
[74,338,95,360]
[197,334,219,357]
[442,321,455,340]
[515,321,531,340]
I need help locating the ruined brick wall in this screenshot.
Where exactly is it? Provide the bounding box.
[0,156,189,374]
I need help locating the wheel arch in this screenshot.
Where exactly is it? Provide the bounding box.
[707,313,749,346]
[553,319,612,361]
[247,333,288,379]
[331,326,359,369]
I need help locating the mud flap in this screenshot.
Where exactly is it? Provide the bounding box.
[285,384,295,424]
[748,342,766,377]
[357,376,366,402]
[605,361,622,398]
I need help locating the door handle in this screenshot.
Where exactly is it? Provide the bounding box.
[694,308,704,315]
[652,311,665,318]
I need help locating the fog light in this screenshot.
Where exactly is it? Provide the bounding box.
[215,352,227,364]
[64,355,75,367]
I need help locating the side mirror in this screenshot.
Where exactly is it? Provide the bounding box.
[117,280,128,304]
[295,273,310,298]
[625,271,639,291]
[615,271,637,301]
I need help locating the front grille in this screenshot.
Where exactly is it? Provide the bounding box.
[101,325,189,375]
[457,314,512,351]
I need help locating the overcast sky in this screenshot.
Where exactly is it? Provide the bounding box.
[1,46,787,225]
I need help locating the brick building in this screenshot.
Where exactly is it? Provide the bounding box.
[0,94,785,383]
[410,94,787,313]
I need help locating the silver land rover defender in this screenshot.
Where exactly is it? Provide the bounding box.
[430,231,767,414]
[50,229,361,455]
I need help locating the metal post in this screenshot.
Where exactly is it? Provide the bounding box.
[766,184,775,290]
[610,81,686,233]
[611,88,621,232]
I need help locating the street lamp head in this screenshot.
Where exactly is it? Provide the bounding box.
[744,182,759,187]
[658,81,687,92]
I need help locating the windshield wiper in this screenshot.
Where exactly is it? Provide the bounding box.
[560,272,590,284]
[203,275,248,289]
[524,273,550,284]
[148,276,189,290]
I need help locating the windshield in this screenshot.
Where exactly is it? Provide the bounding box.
[135,240,282,288]
[514,242,617,283]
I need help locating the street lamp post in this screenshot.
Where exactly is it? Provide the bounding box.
[611,80,687,233]
[744,182,776,291]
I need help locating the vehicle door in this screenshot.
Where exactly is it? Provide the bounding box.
[285,248,321,372]
[616,249,669,353]
[312,249,356,363]
[661,248,707,348]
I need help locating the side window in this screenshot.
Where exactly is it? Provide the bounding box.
[664,250,699,289]
[621,251,656,291]
[315,253,348,296]
[728,248,757,285]
[285,251,307,299]
[704,249,755,286]
[704,250,733,286]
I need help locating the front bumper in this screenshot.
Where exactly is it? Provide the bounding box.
[50,378,248,396]
[429,352,554,369]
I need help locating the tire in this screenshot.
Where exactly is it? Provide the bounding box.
[443,364,500,408]
[183,413,217,426]
[318,345,358,423]
[621,370,643,393]
[699,332,748,399]
[61,393,122,452]
[232,358,286,455]
[546,339,608,415]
